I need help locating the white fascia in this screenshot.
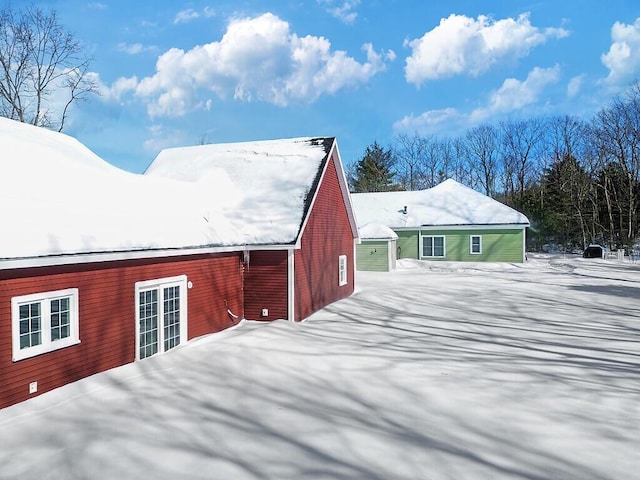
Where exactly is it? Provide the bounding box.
[417,224,529,231]
[0,243,296,271]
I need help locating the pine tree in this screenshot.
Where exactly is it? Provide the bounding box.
[350,142,400,192]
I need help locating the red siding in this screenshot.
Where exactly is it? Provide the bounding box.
[0,253,243,409]
[243,250,289,321]
[295,154,355,320]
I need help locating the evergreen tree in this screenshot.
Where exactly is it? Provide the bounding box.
[540,155,593,249]
[350,142,400,193]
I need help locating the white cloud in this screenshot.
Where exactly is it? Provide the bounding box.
[317,0,361,25]
[109,76,139,102]
[404,13,568,86]
[567,74,584,98]
[128,13,393,117]
[174,8,200,24]
[117,43,154,55]
[394,66,561,135]
[471,65,561,121]
[86,72,138,103]
[393,107,463,134]
[143,124,186,152]
[173,7,215,24]
[601,18,640,85]
[88,2,107,10]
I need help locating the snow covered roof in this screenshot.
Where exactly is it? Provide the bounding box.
[359,223,398,240]
[145,137,335,245]
[352,179,530,229]
[0,118,336,262]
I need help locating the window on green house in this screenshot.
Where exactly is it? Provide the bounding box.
[470,235,482,254]
[423,235,445,258]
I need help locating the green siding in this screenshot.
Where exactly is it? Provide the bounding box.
[396,230,419,259]
[357,240,390,271]
[421,228,525,262]
[393,228,525,262]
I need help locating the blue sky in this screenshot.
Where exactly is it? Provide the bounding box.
[31,0,640,173]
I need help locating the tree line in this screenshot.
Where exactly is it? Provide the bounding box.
[348,82,640,253]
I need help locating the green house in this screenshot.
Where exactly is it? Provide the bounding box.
[352,179,530,265]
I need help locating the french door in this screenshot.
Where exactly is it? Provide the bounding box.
[135,275,187,360]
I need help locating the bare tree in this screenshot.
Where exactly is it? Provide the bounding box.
[499,118,546,202]
[394,132,428,190]
[0,5,98,131]
[550,116,597,245]
[448,137,472,186]
[592,82,640,247]
[421,137,448,188]
[463,124,500,196]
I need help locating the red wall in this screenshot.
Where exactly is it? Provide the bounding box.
[0,252,243,409]
[295,154,355,320]
[0,149,357,408]
[243,250,289,321]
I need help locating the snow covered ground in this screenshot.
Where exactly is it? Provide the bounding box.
[1,254,638,479]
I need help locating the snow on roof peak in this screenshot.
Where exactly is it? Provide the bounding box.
[352,179,530,228]
[146,137,333,245]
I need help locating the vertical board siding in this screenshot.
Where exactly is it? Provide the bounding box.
[295,154,355,320]
[244,250,289,321]
[0,252,243,408]
[356,241,391,271]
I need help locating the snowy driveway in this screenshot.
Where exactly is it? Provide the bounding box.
[1,254,639,479]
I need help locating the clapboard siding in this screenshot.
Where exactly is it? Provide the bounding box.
[394,228,526,263]
[244,250,289,321]
[417,228,525,262]
[396,230,419,259]
[444,229,525,262]
[356,241,390,271]
[295,154,355,320]
[0,253,243,408]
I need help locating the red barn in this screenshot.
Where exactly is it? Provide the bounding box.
[0,119,358,408]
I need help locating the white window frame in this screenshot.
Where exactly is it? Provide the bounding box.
[11,288,80,362]
[470,235,482,255]
[135,275,188,361]
[421,235,446,258]
[338,255,348,286]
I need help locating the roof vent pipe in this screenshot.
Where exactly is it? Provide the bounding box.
[403,205,407,214]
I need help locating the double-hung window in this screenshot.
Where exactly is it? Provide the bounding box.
[338,255,348,286]
[135,275,188,360]
[422,235,445,258]
[470,235,482,255]
[12,288,80,361]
